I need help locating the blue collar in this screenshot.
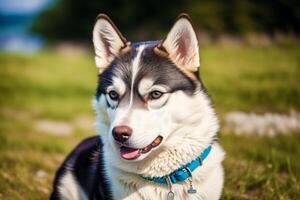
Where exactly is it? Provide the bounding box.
[141,146,212,184]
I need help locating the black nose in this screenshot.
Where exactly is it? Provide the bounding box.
[112,126,132,143]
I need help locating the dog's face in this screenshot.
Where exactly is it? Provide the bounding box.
[93,14,205,162]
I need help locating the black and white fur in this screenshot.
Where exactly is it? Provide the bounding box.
[51,14,225,200]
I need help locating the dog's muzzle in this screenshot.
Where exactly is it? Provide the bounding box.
[119,136,163,160]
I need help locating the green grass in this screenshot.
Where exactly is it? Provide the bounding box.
[201,44,300,114]
[0,44,299,199]
[222,134,300,199]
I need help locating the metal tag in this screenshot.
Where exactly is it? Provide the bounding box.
[167,191,175,200]
[188,187,197,194]
[187,172,197,194]
[165,176,175,200]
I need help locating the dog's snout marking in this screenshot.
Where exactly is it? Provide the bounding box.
[127,45,145,112]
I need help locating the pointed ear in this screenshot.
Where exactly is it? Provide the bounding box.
[93,14,129,70]
[156,14,200,72]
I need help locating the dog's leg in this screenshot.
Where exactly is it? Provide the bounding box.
[54,170,88,200]
[199,165,224,200]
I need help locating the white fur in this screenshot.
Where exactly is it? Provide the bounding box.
[106,144,224,200]
[162,17,200,72]
[112,77,127,96]
[127,45,145,110]
[138,78,155,96]
[58,170,88,200]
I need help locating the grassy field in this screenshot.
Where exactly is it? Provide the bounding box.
[0,44,299,199]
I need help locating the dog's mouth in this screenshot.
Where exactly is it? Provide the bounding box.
[119,136,163,160]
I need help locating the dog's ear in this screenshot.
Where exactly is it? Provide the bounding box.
[93,14,129,71]
[156,14,200,72]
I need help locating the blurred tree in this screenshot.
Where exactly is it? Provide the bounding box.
[32,0,186,42]
[32,0,300,42]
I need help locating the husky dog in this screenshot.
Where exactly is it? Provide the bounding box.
[50,14,225,200]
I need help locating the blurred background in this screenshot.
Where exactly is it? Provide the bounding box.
[0,0,299,199]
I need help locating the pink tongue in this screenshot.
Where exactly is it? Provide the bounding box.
[120,147,140,159]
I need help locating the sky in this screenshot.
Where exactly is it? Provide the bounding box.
[0,0,53,16]
[0,0,56,52]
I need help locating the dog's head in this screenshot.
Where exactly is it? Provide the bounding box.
[93,14,216,165]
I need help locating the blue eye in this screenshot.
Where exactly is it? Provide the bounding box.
[108,90,119,101]
[149,90,163,100]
